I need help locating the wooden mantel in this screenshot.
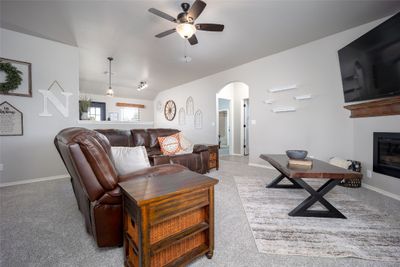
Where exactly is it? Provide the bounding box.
[344,96,400,118]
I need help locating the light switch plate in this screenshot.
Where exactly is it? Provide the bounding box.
[367,169,372,178]
[251,120,256,125]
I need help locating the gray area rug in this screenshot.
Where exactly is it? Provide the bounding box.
[234,176,400,262]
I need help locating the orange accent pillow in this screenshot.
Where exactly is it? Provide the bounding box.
[158,133,183,155]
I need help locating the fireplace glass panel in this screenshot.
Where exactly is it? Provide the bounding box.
[378,139,400,168]
[373,132,400,178]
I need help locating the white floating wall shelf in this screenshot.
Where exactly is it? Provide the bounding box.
[263,99,274,104]
[272,107,296,113]
[269,85,297,93]
[294,94,312,100]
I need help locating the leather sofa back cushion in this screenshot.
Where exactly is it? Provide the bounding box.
[95,129,132,147]
[131,129,149,147]
[148,129,180,148]
[111,146,150,175]
[76,135,118,190]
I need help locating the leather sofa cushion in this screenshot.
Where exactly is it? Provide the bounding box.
[131,129,149,147]
[95,129,132,147]
[147,129,180,148]
[169,153,201,172]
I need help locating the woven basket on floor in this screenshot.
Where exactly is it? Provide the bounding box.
[339,160,362,188]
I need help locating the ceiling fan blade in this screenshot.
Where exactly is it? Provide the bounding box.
[155,29,176,38]
[148,8,176,22]
[196,23,225,32]
[188,34,198,45]
[187,0,206,21]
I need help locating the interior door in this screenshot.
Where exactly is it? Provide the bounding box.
[243,99,249,156]
[219,110,229,147]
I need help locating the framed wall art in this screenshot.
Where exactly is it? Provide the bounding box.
[186,96,194,115]
[0,101,23,136]
[194,109,202,129]
[0,58,32,97]
[178,107,186,125]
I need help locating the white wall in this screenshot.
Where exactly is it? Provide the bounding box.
[0,28,79,184]
[79,93,154,122]
[154,17,400,195]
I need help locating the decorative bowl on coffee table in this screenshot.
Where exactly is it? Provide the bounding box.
[286,150,308,159]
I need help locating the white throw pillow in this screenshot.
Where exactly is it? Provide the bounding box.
[176,133,194,154]
[329,157,352,169]
[111,146,150,175]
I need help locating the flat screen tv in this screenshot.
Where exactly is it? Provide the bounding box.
[338,12,400,103]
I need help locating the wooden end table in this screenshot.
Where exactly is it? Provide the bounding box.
[260,154,362,219]
[119,170,218,267]
[207,144,219,171]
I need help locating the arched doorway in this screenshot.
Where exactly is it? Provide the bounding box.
[216,82,249,156]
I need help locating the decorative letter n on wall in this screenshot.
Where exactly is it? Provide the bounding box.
[38,80,72,117]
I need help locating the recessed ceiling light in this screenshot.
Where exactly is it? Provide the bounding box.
[137,81,148,91]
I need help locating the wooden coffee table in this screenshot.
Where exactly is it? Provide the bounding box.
[260,154,362,219]
[119,169,218,267]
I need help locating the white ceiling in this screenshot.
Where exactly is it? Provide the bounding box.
[1,1,399,99]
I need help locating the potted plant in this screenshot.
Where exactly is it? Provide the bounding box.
[79,97,91,120]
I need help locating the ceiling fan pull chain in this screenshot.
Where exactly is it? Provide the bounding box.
[184,40,189,63]
[184,40,187,58]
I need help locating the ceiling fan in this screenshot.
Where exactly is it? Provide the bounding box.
[148,0,224,45]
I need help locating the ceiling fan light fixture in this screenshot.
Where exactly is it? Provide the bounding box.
[176,23,196,39]
[106,88,114,97]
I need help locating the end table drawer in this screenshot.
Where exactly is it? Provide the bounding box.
[149,189,209,225]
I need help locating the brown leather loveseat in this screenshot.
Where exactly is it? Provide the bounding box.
[54,127,188,247]
[95,128,210,174]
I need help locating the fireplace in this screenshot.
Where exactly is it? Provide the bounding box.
[373,132,400,178]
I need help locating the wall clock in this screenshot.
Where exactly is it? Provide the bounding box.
[164,100,176,121]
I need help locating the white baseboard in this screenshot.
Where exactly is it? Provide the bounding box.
[231,153,243,156]
[248,163,275,170]
[362,183,400,201]
[0,174,70,188]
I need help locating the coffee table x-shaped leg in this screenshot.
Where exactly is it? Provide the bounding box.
[266,174,346,219]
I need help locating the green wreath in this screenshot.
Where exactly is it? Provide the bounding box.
[0,62,23,93]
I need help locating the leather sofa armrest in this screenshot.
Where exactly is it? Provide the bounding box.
[193,144,209,153]
[152,155,171,166]
[118,164,187,183]
[96,187,122,205]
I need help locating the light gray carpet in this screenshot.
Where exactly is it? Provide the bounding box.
[234,176,400,262]
[1,157,400,267]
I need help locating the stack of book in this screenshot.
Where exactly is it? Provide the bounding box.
[288,159,313,168]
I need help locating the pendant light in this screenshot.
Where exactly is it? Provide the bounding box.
[106,57,114,97]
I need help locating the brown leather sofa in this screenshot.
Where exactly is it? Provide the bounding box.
[95,128,210,174]
[54,127,188,247]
